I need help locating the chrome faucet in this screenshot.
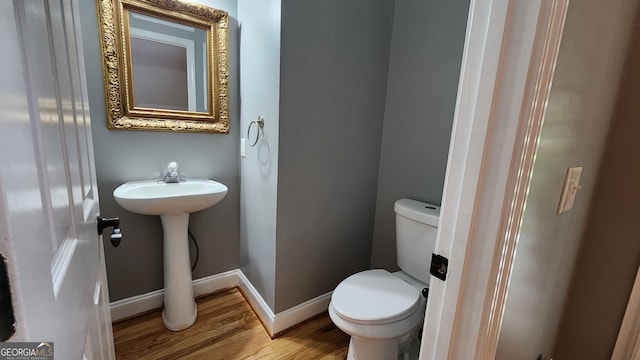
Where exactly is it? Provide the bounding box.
[162,162,182,183]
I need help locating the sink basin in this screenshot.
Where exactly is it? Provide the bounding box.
[114,179,228,216]
[112,178,227,331]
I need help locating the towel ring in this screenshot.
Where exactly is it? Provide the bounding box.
[247,116,264,147]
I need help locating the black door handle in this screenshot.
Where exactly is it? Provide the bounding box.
[97,216,123,247]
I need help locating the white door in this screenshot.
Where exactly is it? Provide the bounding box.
[0,0,115,359]
[419,0,569,359]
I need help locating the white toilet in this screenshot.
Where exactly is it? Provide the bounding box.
[329,198,440,360]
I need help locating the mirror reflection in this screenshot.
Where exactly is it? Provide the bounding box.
[127,11,209,113]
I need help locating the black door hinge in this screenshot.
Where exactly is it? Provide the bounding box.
[430,253,449,281]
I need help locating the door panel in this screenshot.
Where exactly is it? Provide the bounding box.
[0,0,115,358]
[21,0,73,252]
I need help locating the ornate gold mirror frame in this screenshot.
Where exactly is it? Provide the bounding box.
[97,0,229,133]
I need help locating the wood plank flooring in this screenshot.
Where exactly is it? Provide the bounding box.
[113,288,350,359]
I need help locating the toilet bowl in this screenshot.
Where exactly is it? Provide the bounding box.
[329,199,439,360]
[329,269,426,360]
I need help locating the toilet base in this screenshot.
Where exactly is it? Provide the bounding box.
[346,327,419,360]
[347,337,397,360]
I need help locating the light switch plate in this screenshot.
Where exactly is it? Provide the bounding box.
[240,138,246,158]
[557,166,583,215]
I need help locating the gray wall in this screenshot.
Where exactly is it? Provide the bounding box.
[80,0,470,312]
[370,0,470,270]
[553,4,640,358]
[495,0,639,358]
[79,0,240,302]
[274,0,395,312]
[238,0,281,310]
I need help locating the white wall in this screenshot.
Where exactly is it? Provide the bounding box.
[238,0,281,310]
[495,0,639,358]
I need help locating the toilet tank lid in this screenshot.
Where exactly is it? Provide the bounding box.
[394,199,440,226]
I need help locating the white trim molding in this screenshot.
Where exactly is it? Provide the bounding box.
[110,269,238,322]
[475,1,569,357]
[110,269,332,337]
[273,292,332,336]
[236,270,332,337]
[236,270,274,332]
[420,0,569,359]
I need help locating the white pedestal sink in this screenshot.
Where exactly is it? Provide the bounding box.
[113,179,227,331]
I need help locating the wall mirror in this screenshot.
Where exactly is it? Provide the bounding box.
[97,0,229,133]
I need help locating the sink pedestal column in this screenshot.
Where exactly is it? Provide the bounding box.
[160,213,197,331]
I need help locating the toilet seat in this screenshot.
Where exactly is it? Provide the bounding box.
[331,269,422,325]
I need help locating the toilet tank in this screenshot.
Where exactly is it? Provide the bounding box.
[395,199,440,285]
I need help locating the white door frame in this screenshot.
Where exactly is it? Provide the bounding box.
[420,0,569,358]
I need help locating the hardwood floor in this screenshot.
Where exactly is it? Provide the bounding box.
[113,288,350,359]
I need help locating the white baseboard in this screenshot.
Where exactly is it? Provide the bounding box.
[273,290,332,335]
[236,269,332,336]
[110,268,333,336]
[236,270,275,334]
[110,269,238,322]
[192,269,239,296]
